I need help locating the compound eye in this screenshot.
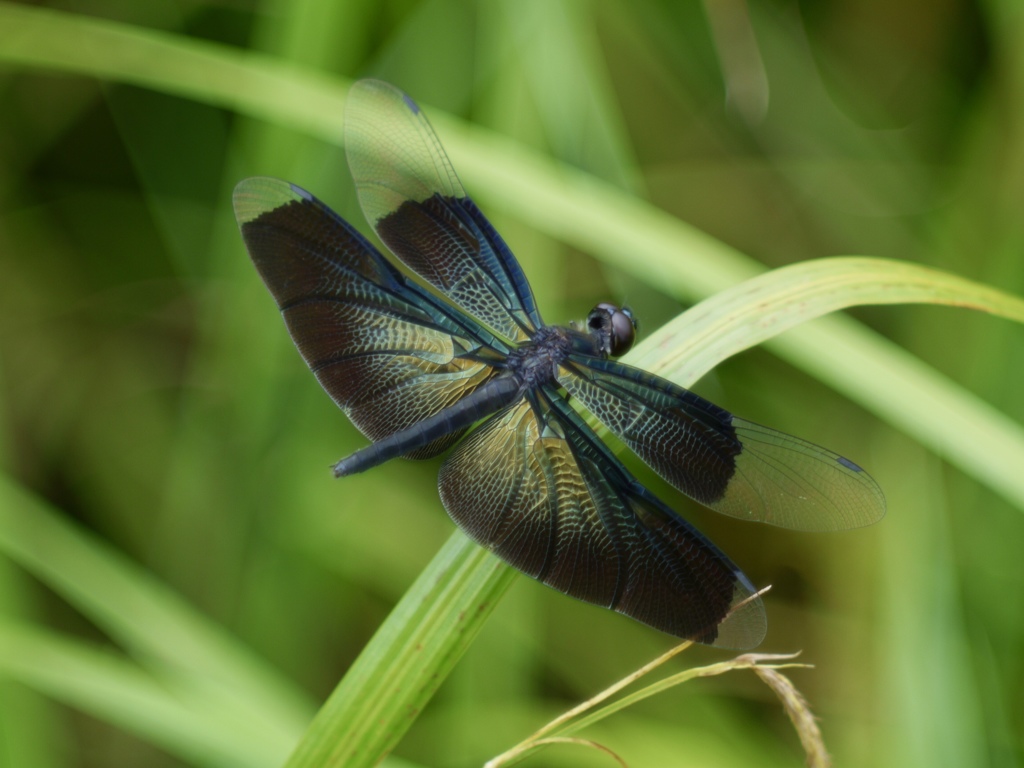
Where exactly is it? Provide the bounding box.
[608,306,636,356]
[586,303,637,357]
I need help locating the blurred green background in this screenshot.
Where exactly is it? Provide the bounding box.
[1,0,1023,766]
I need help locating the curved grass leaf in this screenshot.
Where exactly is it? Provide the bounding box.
[0,475,314,746]
[281,534,517,768]
[0,618,293,768]
[628,255,1024,379]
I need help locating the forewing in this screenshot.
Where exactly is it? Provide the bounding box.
[344,79,542,343]
[559,358,886,532]
[438,389,766,647]
[234,177,500,458]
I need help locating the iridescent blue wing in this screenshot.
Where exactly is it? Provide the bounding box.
[558,357,886,532]
[344,79,542,345]
[438,386,767,647]
[233,177,504,458]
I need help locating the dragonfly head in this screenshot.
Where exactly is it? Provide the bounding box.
[586,303,637,358]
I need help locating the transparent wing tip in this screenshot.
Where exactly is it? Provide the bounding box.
[710,584,769,650]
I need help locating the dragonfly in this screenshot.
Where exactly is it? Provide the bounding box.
[233,79,885,649]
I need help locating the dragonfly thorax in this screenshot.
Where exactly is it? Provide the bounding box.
[507,303,637,390]
[507,325,575,389]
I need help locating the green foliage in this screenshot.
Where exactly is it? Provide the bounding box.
[1,1,1022,767]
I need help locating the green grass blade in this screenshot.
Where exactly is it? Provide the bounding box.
[0,568,60,768]
[0,474,314,739]
[627,255,1024,381]
[0,619,294,768]
[769,316,1024,510]
[282,532,517,768]
[0,2,347,140]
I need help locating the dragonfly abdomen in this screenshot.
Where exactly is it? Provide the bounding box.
[332,374,522,477]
